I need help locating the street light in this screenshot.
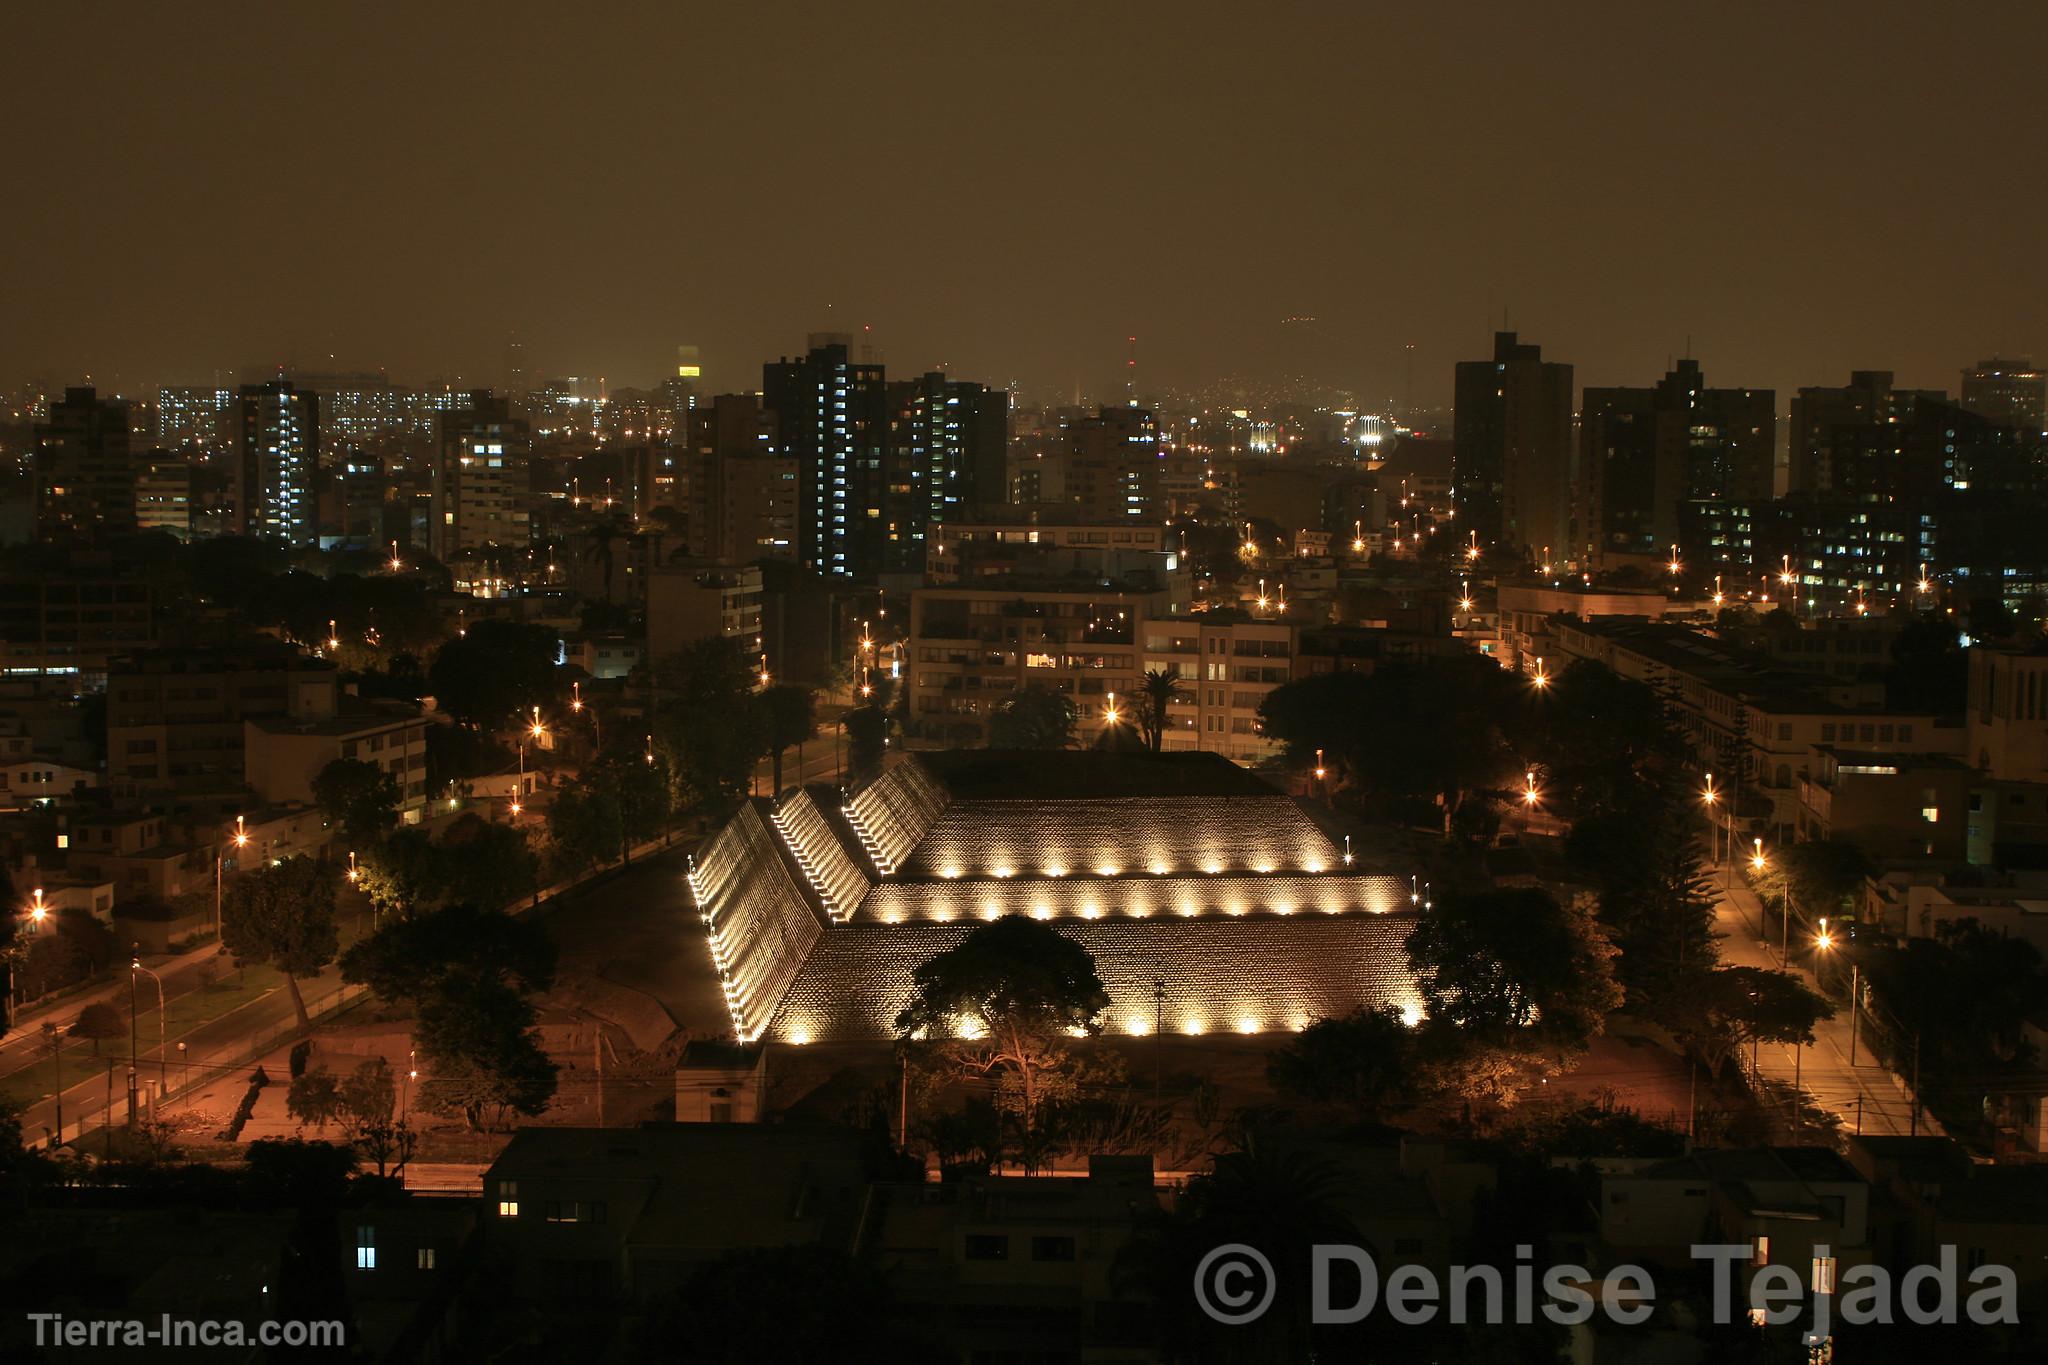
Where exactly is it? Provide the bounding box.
[1522,769,1541,808]
[1814,919,1862,1066]
[1313,748,1326,782]
[132,958,166,1092]
[215,816,249,942]
[1104,691,1121,726]
[28,887,46,930]
[1530,658,1550,690]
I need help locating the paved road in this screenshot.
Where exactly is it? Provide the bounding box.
[1713,880,1941,1139]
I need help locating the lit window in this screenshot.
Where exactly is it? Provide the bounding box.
[1812,1256,1836,1295]
[418,1247,437,1271]
[356,1226,376,1270]
[1752,1235,1769,1266]
[497,1182,519,1217]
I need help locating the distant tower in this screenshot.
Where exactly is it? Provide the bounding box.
[1125,335,1138,407]
[504,335,528,393]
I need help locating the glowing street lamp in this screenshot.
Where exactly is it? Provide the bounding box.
[1104,691,1121,726]
[1313,748,1326,781]
[759,653,772,687]
[1814,920,1862,1065]
[1523,769,1541,808]
[1465,530,1480,562]
[1916,563,1933,597]
[1530,657,1550,690]
[1458,578,1474,614]
[326,618,340,652]
[1351,519,1365,553]
[389,541,403,573]
[28,886,47,929]
[346,850,359,883]
[1712,574,1725,608]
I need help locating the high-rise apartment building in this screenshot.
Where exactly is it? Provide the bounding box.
[1580,359,1773,565]
[430,390,530,559]
[155,384,231,451]
[884,372,1010,568]
[232,380,321,544]
[1960,357,2046,434]
[1452,332,1574,554]
[33,386,138,539]
[762,334,889,579]
[1060,405,1162,523]
[682,394,795,562]
[1786,371,1943,495]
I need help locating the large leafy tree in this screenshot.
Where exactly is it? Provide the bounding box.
[415,980,557,1131]
[843,704,888,781]
[436,816,540,910]
[986,685,1075,750]
[1405,887,1622,1060]
[222,856,340,1028]
[1755,836,1875,927]
[1260,657,1522,829]
[1266,1006,1417,1121]
[760,684,817,795]
[651,637,765,811]
[427,619,561,728]
[543,777,622,879]
[339,901,555,1006]
[1667,965,1832,1077]
[894,916,1109,1147]
[309,757,401,846]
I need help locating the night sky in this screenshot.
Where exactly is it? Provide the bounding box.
[7,1,2045,406]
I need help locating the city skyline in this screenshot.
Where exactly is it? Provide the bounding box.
[6,3,2046,405]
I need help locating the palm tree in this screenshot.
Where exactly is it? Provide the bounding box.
[1136,667,1183,753]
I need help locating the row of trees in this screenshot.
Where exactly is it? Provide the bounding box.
[896,875,1833,1170]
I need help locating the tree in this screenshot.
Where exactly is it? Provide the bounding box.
[221,856,340,1028]
[1135,667,1183,754]
[310,757,401,846]
[437,816,539,909]
[427,619,561,729]
[761,683,817,795]
[1405,887,1622,1058]
[543,776,622,879]
[843,704,888,781]
[335,1057,412,1176]
[651,637,765,811]
[339,901,555,1006]
[1260,658,1521,830]
[987,685,1075,750]
[353,826,445,917]
[286,1066,342,1132]
[70,1001,124,1057]
[1266,1006,1417,1121]
[415,980,557,1131]
[894,915,1109,1148]
[1669,966,1833,1077]
[1757,837,1875,926]
[585,747,673,860]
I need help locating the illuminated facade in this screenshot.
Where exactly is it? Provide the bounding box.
[762,334,888,579]
[232,380,320,545]
[687,751,1422,1044]
[430,390,530,558]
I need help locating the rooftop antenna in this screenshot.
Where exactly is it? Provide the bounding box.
[1125,335,1138,407]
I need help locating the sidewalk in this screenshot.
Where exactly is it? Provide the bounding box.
[1714,880,1941,1139]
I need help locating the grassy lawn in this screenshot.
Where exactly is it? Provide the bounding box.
[0,967,284,1103]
